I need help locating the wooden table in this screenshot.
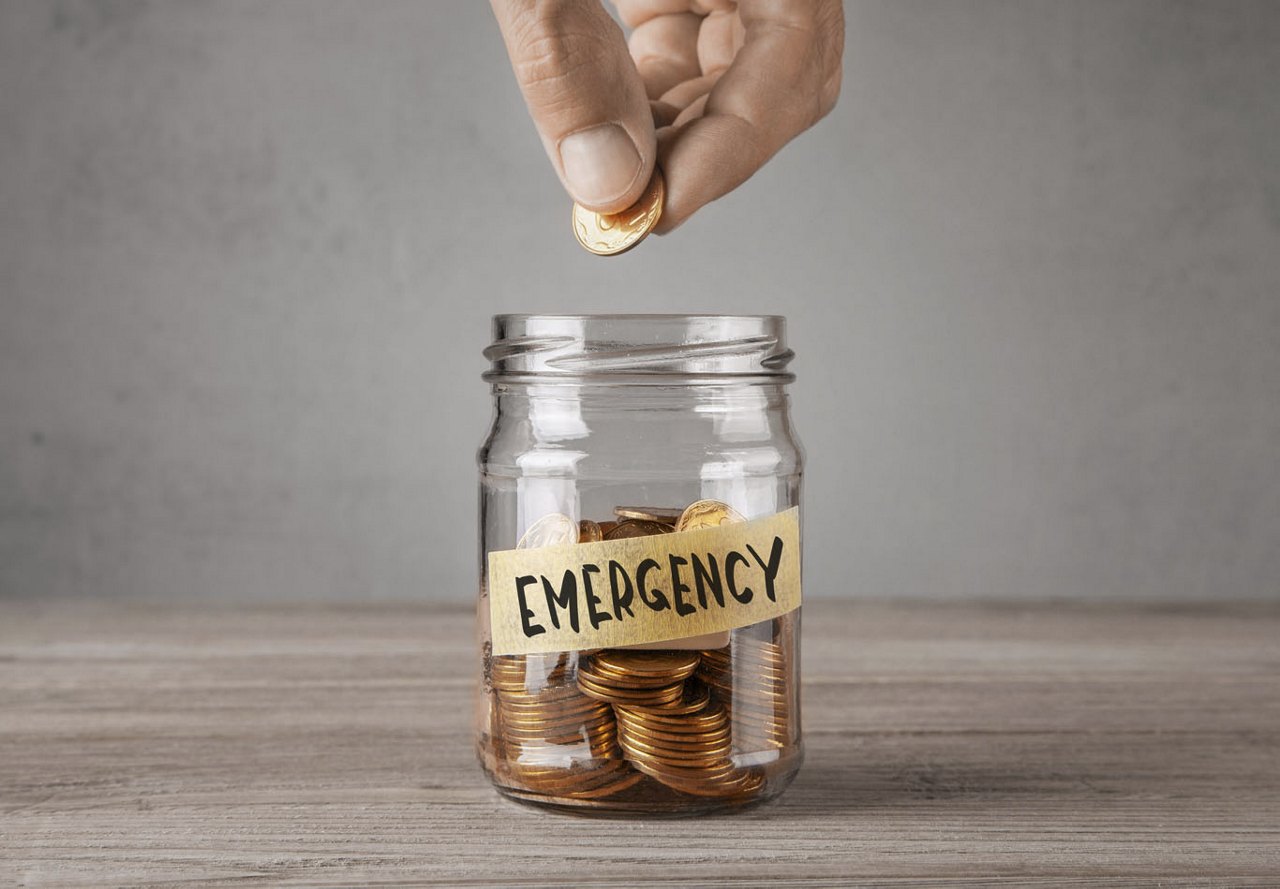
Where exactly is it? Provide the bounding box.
[2,600,1277,887]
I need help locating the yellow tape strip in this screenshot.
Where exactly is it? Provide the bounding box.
[487,508,801,656]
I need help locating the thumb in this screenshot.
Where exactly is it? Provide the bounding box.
[491,0,656,213]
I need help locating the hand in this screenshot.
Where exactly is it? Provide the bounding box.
[489,0,844,233]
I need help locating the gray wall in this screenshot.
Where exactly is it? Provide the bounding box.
[2,0,1277,601]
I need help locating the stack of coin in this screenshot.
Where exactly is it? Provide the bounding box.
[614,685,766,799]
[697,635,792,752]
[614,505,682,525]
[577,650,697,707]
[487,499,789,805]
[602,518,673,540]
[490,652,642,799]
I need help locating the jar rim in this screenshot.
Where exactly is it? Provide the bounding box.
[484,314,795,383]
[494,313,785,322]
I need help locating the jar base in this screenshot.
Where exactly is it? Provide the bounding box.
[483,745,804,819]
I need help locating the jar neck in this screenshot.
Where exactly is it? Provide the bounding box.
[483,381,798,465]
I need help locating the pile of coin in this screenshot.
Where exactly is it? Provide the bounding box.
[485,499,792,806]
[577,650,694,708]
[698,634,792,753]
[490,651,643,800]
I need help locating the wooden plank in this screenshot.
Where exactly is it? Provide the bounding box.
[1,600,1277,887]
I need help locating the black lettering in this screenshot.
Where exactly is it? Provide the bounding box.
[690,554,724,609]
[669,555,695,617]
[635,558,670,611]
[582,564,610,630]
[746,536,785,603]
[541,571,580,633]
[516,575,545,638]
[725,551,753,604]
[608,560,635,620]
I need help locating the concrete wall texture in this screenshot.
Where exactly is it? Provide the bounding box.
[1,0,1278,601]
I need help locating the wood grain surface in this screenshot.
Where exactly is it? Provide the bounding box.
[1,600,1277,887]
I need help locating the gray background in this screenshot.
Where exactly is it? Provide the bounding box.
[2,0,1277,602]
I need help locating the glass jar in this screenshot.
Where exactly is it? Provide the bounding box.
[476,314,804,816]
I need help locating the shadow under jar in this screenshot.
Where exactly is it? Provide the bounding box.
[476,315,804,816]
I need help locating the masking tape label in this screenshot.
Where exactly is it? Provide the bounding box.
[487,508,801,656]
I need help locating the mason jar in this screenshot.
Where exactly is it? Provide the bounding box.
[476,314,804,815]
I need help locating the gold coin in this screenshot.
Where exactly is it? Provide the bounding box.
[500,713,613,733]
[604,519,673,540]
[628,756,735,778]
[731,664,787,680]
[508,756,626,780]
[575,671,685,697]
[618,735,733,762]
[626,755,737,778]
[517,513,578,549]
[501,731,616,752]
[499,706,606,725]
[580,655,684,681]
[492,656,576,677]
[507,745,618,766]
[492,678,580,697]
[561,770,645,799]
[488,665,576,690]
[496,692,589,711]
[590,650,700,679]
[500,707,613,727]
[675,499,746,532]
[506,731,618,753]
[614,705,727,733]
[577,675,684,706]
[658,772,759,798]
[527,767,636,798]
[616,726,732,757]
[500,714,613,736]
[504,759,624,782]
[507,765,625,794]
[730,642,786,663]
[571,169,665,256]
[709,672,788,689]
[578,520,603,543]
[524,769,635,797]
[647,684,712,715]
[502,733,616,752]
[613,506,682,524]
[627,757,739,787]
[617,719,732,746]
[579,662,689,690]
[578,680,683,707]
[618,739,732,766]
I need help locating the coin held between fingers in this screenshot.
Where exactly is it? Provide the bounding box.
[572,169,665,256]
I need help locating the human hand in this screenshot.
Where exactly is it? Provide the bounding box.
[489,0,844,233]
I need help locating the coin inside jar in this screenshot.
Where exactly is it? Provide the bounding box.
[613,506,682,525]
[603,519,672,540]
[517,513,579,549]
[578,520,603,543]
[590,650,700,681]
[675,499,746,532]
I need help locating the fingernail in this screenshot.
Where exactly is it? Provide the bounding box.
[559,124,643,210]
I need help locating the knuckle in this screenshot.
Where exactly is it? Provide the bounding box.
[817,63,842,119]
[514,28,598,91]
[510,8,612,95]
